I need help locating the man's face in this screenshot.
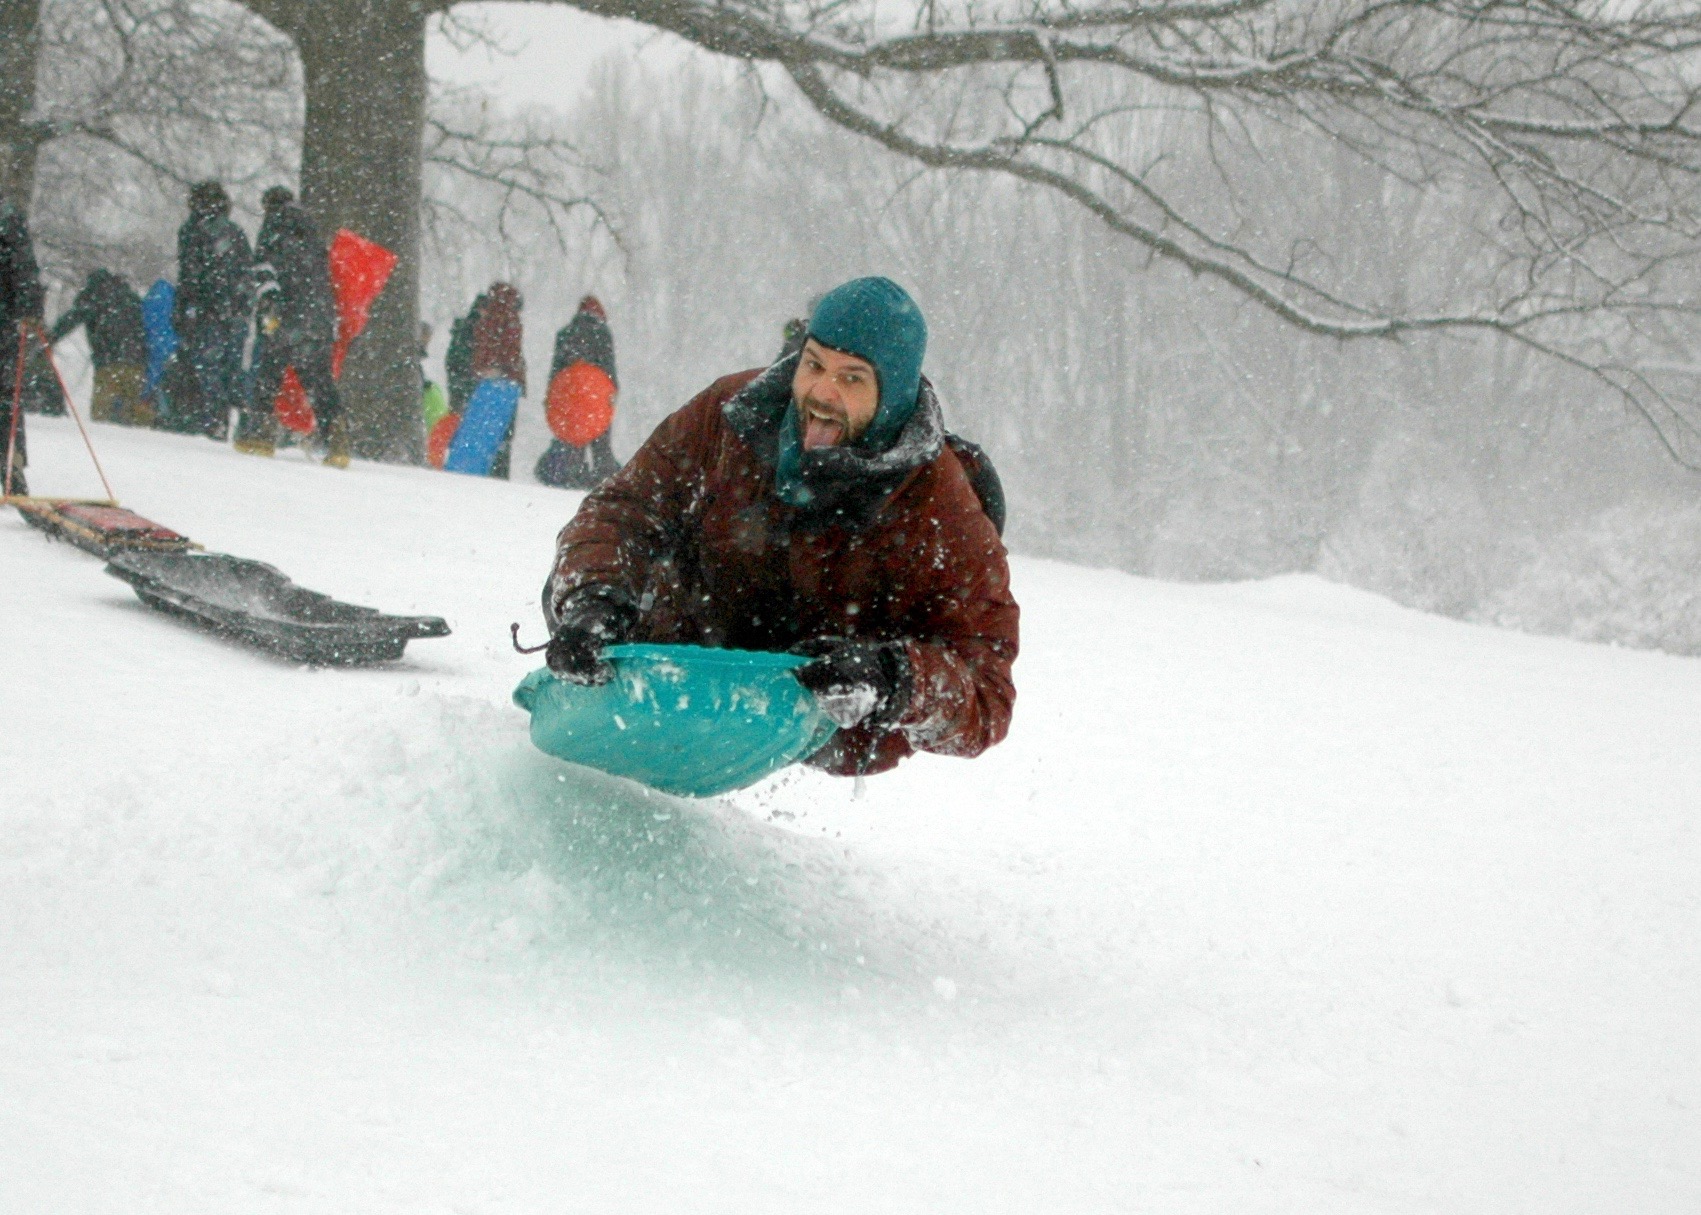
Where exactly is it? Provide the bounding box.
[792,338,879,450]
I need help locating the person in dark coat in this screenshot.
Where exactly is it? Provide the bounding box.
[49,269,151,426]
[239,187,344,464]
[173,181,252,439]
[544,277,1018,778]
[444,295,481,417]
[0,194,44,494]
[535,294,622,490]
[470,281,524,479]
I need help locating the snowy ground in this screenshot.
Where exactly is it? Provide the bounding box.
[4,415,1699,1213]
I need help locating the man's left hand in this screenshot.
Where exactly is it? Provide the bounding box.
[793,638,911,730]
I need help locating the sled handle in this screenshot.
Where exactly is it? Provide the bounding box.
[510,622,550,654]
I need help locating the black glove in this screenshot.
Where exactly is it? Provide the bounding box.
[792,638,911,730]
[546,586,638,685]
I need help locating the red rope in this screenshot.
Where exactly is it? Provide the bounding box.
[33,325,118,504]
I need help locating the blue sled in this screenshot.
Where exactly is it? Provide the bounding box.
[513,645,837,797]
[445,376,522,476]
[141,279,179,398]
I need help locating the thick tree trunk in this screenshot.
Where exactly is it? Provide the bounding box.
[293,2,427,462]
[0,0,42,209]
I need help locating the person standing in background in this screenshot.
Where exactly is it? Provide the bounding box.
[418,320,451,438]
[444,294,481,417]
[425,297,483,469]
[535,294,621,490]
[0,193,43,494]
[173,181,252,440]
[238,187,342,465]
[468,282,524,479]
[48,269,151,427]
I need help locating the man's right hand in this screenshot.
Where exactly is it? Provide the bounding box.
[545,587,638,685]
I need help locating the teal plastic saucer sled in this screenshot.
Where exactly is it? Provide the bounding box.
[513,644,838,797]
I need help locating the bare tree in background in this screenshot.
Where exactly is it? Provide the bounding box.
[13,0,1701,464]
[26,0,297,282]
[630,0,1701,461]
[2,0,602,458]
[224,0,1701,461]
[36,0,296,180]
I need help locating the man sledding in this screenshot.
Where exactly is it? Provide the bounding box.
[542,277,1017,779]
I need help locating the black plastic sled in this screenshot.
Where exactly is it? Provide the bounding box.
[104,550,451,665]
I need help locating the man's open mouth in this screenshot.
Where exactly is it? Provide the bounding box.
[801,402,847,450]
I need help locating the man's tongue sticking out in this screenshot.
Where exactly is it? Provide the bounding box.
[801,400,847,449]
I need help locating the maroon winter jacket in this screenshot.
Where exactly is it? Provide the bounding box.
[548,357,1018,776]
[471,283,525,389]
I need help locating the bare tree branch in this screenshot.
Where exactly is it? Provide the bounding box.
[500,0,1701,459]
[424,105,624,254]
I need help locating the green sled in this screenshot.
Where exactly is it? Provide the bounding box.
[513,644,838,797]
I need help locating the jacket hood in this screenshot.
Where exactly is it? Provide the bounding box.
[722,350,944,531]
[85,268,125,296]
[553,307,617,384]
[806,276,928,451]
[259,200,320,246]
[187,181,231,219]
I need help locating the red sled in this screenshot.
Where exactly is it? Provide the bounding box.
[329,230,397,381]
[545,361,616,447]
[10,497,197,558]
[274,366,316,435]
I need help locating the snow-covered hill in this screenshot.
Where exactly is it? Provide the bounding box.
[4,416,1698,1212]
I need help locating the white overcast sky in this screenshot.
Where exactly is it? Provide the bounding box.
[426,3,677,112]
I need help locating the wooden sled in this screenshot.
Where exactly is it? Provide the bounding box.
[104,549,451,665]
[6,496,198,557]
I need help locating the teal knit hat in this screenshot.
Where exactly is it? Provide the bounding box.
[806,277,928,451]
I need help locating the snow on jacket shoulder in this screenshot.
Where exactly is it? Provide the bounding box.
[549,362,1019,777]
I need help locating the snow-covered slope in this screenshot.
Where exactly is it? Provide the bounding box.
[4,416,1698,1213]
